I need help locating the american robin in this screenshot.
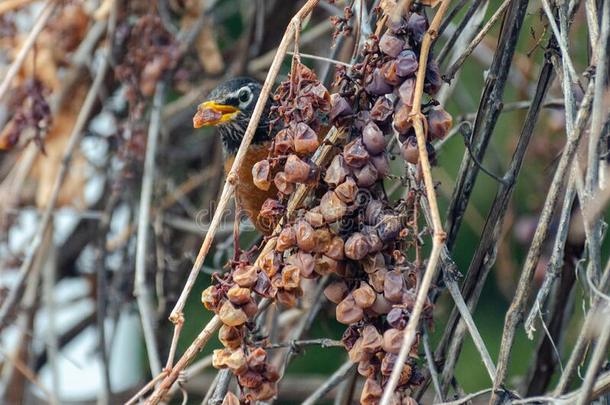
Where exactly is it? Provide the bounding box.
[193,77,276,234]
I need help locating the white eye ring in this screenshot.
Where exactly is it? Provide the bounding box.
[237,87,252,107]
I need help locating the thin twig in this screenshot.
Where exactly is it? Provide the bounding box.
[301,361,355,405]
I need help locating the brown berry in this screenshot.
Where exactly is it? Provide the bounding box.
[330,93,353,121]
[320,190,347,223]
[369,268,387,293]
[382,328,404,354]
[360,324,383,353]
[352,282,376,308]
[227,285,251,306]
[305,208,325,227]
[325,236,345,260]
[398,78,416,108]
[219,325,243,349]
[343,138,370,168]
[337,293,364,324]
[394,102,413,134]
[281,264,301,289]
[276,226,296,252]
[344,232,371,260]
[233,264,258,288]
[396,50,419,77]
[294,122,319,154]
[427,108,453,140]
[324,154,350,186]
[274,171,295,195]
[370,96,393,123]
[273,128,294,155]
[295,220,316,252]
[287,250,315,278]
[384,270,404,302]
[284,154,310,183]
[355,162,378,188]
[218,300,248,326]
[335,177,358,203]
[238,370,263,389]
[252,160,271,191]
[379,32,405,57]
[362,121,385,155]
[324,281,349,304]
[370,153,390,178]
[370,293,393,315]
[401,135,419,164]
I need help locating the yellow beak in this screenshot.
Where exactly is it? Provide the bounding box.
[193,101,239,128]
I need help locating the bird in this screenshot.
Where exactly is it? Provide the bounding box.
[193,77,277,235]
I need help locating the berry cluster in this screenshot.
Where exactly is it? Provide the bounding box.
[202,10,452,404]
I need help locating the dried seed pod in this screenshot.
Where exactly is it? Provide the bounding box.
[273,128,294,155]
[253,270,276,297]
[395,50,419,77]
[284,154,311,183]
[319,190,347,223]
[361,324,383,353]
[379,32,405,57]
[324,154,350,186]
[219,324,243,349]
[233,264,258,288]
[293,122,319,154]
[260,251,281,278]
[370,96,393,123]
[365,200,384,225]
[212,348,232,369]
[305,208,325,227]
[382,328,404,354]
[394,103,412,135]
[225,348,248,375]
[287,250,315,278]
[362,121,385,155]
[274,171,295,195]
[361,378,383,404]
[381,60,403,86]
[355,162,378,188]
[238,370,263,389]
[330,93,353,121]
[370,153,390,178]
[378,214,401,243]
[276,226,296,252]
[201,285,219,310]
[281,264,301,289]
[276,288,297,307]
[227,285,251,306]
[325,235,345,260]
[401,135,419,164]
[369,268,387,293]
[348,337,367,363]
[295,220,316,252]
[365,68,393,95]
[324,280,349,304]
[387,307,408,330]
[343,138,370,168]
[427,108,453,140]
[370,293,393,315]
[252,160,271,191]
[335,177,358,203]
[384,270,405,302]
[336,293,364,324]
[352,282,376,308]
[344,232,371,260]
[218,300,248,326]
[398,77,416,107]
[407,13,427,43]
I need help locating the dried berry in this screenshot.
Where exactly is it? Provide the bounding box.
[253,270,275,297]
[314,254,343,275]
[319,190,347,223]
[252,159,271,191]
[348,337,367,362]
[227,286,251,306]
[274,171,295,195]
[336,293,364,324]
[370,293,393,315]
[370,153,390,178]
[258,198,284,223]
[222,392,240,405]
[233,265,258,288]
[247,347,267,370]
[378,214,401,243]
[343,138,370,168]
[370,97,394,123]
[335,177,358,203]
[401,135,419,164]
[260,250,282,277]
[362,121,385,155]
[365,68,393,96]
[355,162,378,188]
[427,108,453,140]
[379,32,405,57]
[324,280,349,304]
[362,252,386,274]
[352,282,376,308]
[294,122,319,154]
[305,208,325,227]
[381,60,404,86]
[219,325,243,349]
[238,370,263,389]
[407,13,427,43]
[384,270,405,302]
[325,236,345,260]
[201,285,219,310]
[394,103,412,134]
[218,301,248,326]
[395,50,419,77]
[387,307,408,330]
[249,381,277,401]
[398,78,416,107]
[277,289,297,307]
[361,378,383,404]
[287,250,315,278]
[330,93,353,121]
[360,324,383,353]
[358,358,376,378]
[382,328,404,354]
[276,226,296,252]
[281,264,301,289]
[365,200,384,225]
[344,232,371,260]
[284,154,311,183]
[295,220,316,252]
[273,128,294,155]
[313,227,332,253]
[324,154,351,186]
[425,59,442,95]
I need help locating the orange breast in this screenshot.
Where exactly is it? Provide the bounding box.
[225,143,277,235]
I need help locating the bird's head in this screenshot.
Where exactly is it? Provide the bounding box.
[193,77,271,154]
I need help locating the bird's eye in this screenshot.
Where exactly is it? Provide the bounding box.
[238,88,251,104]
